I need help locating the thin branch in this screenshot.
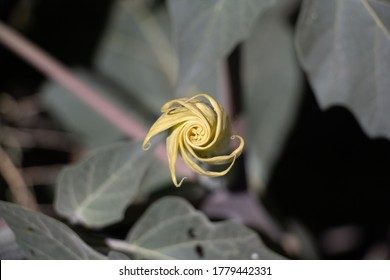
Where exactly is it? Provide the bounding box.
[2,127,78,152]
[0,94,41,123]
[0,21,193,179]
[0,21,145,139]
[22,165,62,186]
[218,60,234,119]
[0,146,39,211]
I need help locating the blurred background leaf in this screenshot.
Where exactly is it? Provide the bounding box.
[296,0,390,139]
[108,251,131,260]
[55,141,152,228]
[0,201,105,259]
[120,196,283,259]
[136,157,171,200]
[95,0,177,114]
[169,0,272,97]
[0,218,25,259]
[243,3,303,191]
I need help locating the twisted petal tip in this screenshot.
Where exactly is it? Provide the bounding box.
[142,142,151,151]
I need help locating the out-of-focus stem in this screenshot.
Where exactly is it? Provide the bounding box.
[0,21,192,179]
[218,60,234,120]
[0,21,146,139]
[0,146,39,211]
[218,59,245,137]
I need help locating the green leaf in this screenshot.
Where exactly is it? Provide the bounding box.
[95,0,176,113]
[55,141,152,228]
[0,218,25,259]
[108,251,131,260]
[296,0,390,138]
[137,157,172,199]
[0,201,105,259]
[243,8,303,188]
[122,197,283,259]
[169,0,272,95]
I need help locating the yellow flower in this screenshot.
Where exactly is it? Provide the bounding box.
[142,94,244,187]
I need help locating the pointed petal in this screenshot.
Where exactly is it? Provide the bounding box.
[179,139,237,177]
[142,111,196,150]
[184,135,244,165]
[166,127,186,187]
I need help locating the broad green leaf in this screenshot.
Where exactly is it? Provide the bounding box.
[272,0,302,16]
[108,251,131,260]
[40,69,147,148]
[0,218,25,259]
[168,0,272,95]
[296,0,390,138]
[174,63,220,102]
[243,7,303,189]
[95,0,176,113]
[137,157,172,199]
[55,141,152,228]
[0,201,105,259]
[123,197,283,259]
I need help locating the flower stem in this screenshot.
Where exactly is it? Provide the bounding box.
[0,146,39,211]
[0,21,193,178]
[0,21,145,139]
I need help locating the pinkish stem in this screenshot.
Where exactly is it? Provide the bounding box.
[0,21,192,178]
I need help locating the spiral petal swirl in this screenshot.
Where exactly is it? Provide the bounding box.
[143,94,244,187]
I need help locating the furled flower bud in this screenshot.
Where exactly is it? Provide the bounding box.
[143,94,244,187]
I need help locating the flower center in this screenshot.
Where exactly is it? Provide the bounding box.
[189,126,205,143]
